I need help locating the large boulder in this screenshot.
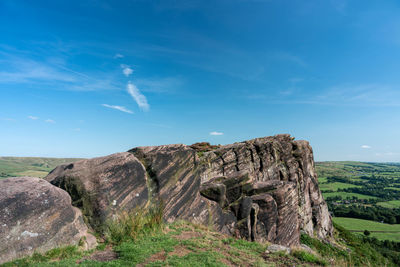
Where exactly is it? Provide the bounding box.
[45,134,332,246]
[45,152,149,231]
[0,177,97,264]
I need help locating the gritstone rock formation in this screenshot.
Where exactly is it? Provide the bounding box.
[0,177,97,264]
[45,134,332,247]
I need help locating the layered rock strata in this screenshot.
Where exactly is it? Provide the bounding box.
[45,134,332,246]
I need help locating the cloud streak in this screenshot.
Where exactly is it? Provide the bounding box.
[102,104,134,114]
[210,131,224,136]
[361,145,371,149]
[45,119,56,123]
[127,81,150,111]
[28,116,39,120]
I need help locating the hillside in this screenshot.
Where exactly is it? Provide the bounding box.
[0,157,81,179]
[316,161,400,261]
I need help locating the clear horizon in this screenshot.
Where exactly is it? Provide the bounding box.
[1,0,400,162]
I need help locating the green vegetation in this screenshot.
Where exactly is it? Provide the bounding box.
[323,191,377,200]
[316,161,400,226]
[333,217,400,242]
[378,200,400,209]
[105,201,164,244]
[5,212,400,266]
[0,157,81,179]
[319,181,361,191]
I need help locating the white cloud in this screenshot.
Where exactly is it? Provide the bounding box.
[361,145,371,149]
[121,64,133,77]
[45,119,56,123]
[102,104,134,114]
[28,116,39,120]
[127,81,150,111]
[114,53,124,59]
[210,131,224,136]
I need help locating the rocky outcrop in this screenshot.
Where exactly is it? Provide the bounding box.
[0,177,97,264]
[45,134,332,246]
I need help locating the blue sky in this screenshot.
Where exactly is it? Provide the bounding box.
[1,0,400,161]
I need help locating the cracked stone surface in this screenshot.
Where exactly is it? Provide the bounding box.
[45,134,332,246]
[0,177,97,264]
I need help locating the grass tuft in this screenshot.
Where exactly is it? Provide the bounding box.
[105,201,164,244]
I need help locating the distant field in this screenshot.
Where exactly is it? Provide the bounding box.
[377,200,400,209]
[385,187,400,191]
[322,192,377,200]
[319,182,361,191]
[0,157,82,179]
[333,217,400,241]
[316,161,400,180]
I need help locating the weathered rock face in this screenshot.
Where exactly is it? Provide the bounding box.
[45,152,149,231]
[45,134,332,246]
[0,177,97,264]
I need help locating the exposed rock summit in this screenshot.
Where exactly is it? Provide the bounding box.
[46,134,332,247]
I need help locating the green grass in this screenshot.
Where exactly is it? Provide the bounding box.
[319,182,361,191]
[385,187,400,191]
[5,219,399,266]
[322,191,377,200]
[333,217,400,241]
[2,221,274,267]
[291,250,327,266]
[0,157,81,179]
[377,200,400,209]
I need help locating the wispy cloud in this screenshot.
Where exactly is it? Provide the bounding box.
[28,116,39,120]
[102,104,134,114]
[272,51,307,67]
[0,57,77,84]
[0,52,120,92]
[0,118,15,121]
[361,145,371,149]
[127,81,150,111]
[135,77,183,93]
[114,53,124,59]
[121,64,133,77]
[210,131,224,136]
[45,119,56,123]
[249,83,400,107]
[314,84,400,106]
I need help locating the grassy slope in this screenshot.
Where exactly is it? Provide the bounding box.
[2,221,328,267]
[5,220,399,267]
[0,157,82,179]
